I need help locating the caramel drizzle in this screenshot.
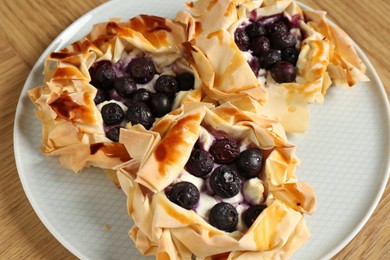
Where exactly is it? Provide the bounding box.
[49,92,96,124]
[127,15,172,48]
[207,0,218,11]
[90,142,131,162]
[154,114,201,176]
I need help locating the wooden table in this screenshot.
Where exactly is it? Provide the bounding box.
[0,0,388,259]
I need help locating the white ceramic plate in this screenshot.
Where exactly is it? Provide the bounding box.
[14,0,390,259]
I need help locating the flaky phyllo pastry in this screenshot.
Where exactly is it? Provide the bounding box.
[177,0,369,132]
[117,102,315,259]
[28,15,204,181]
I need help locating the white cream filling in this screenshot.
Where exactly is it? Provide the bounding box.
[175,170,204,191]
[198,126,215,151]
[136,74,159,93]
[241,50,254,63]
[221,191,244,206]
[243,178,265,205]
[241,49,268,86]
[236,204,249,232]
[120,48,144,63]
[196,193,218,220]
[97,100,128,113]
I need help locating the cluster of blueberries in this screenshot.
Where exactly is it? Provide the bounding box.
[88,16,300,233]
[235,15,301,83]
[166,137,267,232]
[89,57,195,141]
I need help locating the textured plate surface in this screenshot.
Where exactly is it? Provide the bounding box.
[14,0,390,259]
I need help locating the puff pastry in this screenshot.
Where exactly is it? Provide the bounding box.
[29,15,203,181]
[28,1,364,258]
[117,102,315,259]
[177,0,369,132]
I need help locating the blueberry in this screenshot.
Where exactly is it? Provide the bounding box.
[186,149,214,177]
[89,61,116,90]
[176,72,195,91]
[248,56,260,76]
[127,57,156,84]
[243,205,266,228]
[113,76,137,98]
[101,103,124,125]
[266,20,289,35]
[167,181,200,210]
[271,61,297,83]
[209,202,238,232]
[94,89,108,104]
[130,88,152,104]
[271,32,297,50]
[126,101,155,129]
[245,22,266,39]
[259,49,282,69]
[154,75,178,97]
[249,36,271,57]
[282,47,299,66]
[236,148,264,179]
[106,126,122,142]
[209,165,240,198]
[289,14,302,29]
[209,138,240,164]
[234,29,250,51]
[149,93,172,118]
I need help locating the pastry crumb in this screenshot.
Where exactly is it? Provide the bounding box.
[103,224,111,231]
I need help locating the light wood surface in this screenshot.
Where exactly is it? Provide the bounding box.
[0,0,388,259]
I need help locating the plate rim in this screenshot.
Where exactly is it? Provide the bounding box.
[297,2,390,258]
[316,41,390,260]
[13,1,390,259]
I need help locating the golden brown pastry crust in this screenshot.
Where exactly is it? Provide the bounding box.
[303,9,369,88]
[177,0,369,133]
[29,15,203,177]
[176,0,268,105]
[117,102,315,259]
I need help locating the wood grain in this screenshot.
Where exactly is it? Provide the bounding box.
[0,0,388,259]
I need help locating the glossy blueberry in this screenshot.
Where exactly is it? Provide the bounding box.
[113,76,137,98]
[186,149,214,177]
[249,36,271,57]
[248,56,260,76]
[282,47,299,66]
[126,101,155,129]
[101,103,124,125]
[167,181,200,210]
[234,29,250,51]
[271,32,297,50]
[127,57,156,84]
[106,126,121,142]
[245,22,266,39]
[177,72,195,91]
[94,89,108,104]
[149,93,172,118]
[243,205,266,228]
[236,148,264,179]
[209,202,238,232]
[271,61,297,83]
[90,61,116,90]
[259,49,282,69]
[209,138,240,164]
[154,75,178,97]
[130,88,152,104]
[266,20,289,35]
[209,166,240,198]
